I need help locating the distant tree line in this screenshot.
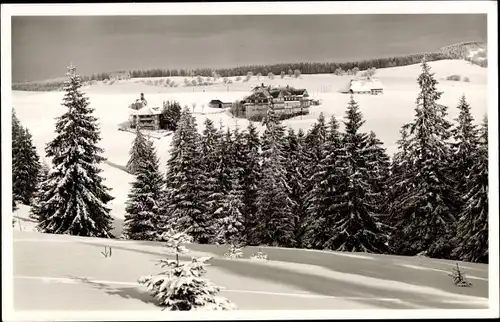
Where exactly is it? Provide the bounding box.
[127,52,452,79]
[13,41,486,92]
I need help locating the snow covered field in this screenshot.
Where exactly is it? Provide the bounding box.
[9,59,490,314]
[11,229,488,312]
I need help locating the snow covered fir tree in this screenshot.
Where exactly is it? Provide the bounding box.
[214,170,245,247]
[255,105,294,247]
[319,97,389,253]
[164,108,213,243]
[126,125,150,175]
[35,65,115,237]
[29,161,50,221]
[240,122,262,245]
[450,95,481,207]
[123,133,165,241]
[138,229,236,311]
[12,108,41,208]
[388,59,458,258]
[305,114,344,249]
[451,115,489,263]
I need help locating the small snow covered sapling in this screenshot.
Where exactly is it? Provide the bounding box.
[101,246,112,258]
[250,247,269,261]
[448,263,472,287]
[223,243,244,260]
[138,229,237,311]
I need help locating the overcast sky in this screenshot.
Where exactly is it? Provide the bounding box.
[12,14,487,82]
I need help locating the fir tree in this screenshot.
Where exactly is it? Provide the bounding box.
[386,124,412,228]
[303,113,328,178]
[365,131,391,215]
[12,111,41,206]
[126,126,150,175]
[218,126,235,194]
[451,95,480,202]
[214,171,245,246]
[305,114,344,249]
[123,139,165,241]
[323,97,389,253]
[36,65,114,238]
[138,230,236,311]
[199,118,224,240]
[231,126,247,190]
[240,122,261,245]
[301,113,329,242]
[256,106,294,246]
[284,128,308,248]
[451,115,488,263]
[165,108,212,243]
[389,59,457,258]
[160,101,182,131]
[29,161,50,221]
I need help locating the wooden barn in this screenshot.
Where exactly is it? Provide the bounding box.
[209,99,233,109]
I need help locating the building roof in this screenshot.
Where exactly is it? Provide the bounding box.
[209,99,223,104]
[130,105,162,116]
[342,78,384,93]
[290,88,308,96]
[244,91,270,101]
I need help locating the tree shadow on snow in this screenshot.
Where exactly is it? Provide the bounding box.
[74,242,487,310]
[67,275,159,307]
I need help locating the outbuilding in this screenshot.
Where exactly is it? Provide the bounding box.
[341,78,384,95]
[209,99,232,109]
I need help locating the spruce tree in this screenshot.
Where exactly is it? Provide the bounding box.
[12,108,22,207]
[292,128,310,247]
[218,127,235,194]
[386,124,412,228]
[231,126,247,190]
[126,126,150,175]
[160,101,182,131]
[305,114,344,249]
[365,131,391,215]
[199,118,224,241]
[12,111,20,211]
[451,115,488,263]
[240,122,261,245]
[283,128,308,248]
[303,113,328,180]
[138,230,236,310]
[301,113,329,240]
[29,161,50,221]
[451,95,480,202]
[389,59,457,258]
[256,106,294,246]
[214,170,245,246]
[36,65,114,237]
[164,108,212,243]
[123,139,165,241]
[12,111,41,206]
[322,98,389,253]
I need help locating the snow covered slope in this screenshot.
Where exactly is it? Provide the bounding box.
[11,230,488,312]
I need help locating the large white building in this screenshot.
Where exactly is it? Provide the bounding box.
[129,105,162,130]
[341,78,384,95]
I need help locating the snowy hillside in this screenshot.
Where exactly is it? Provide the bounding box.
[12,230,488,311]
